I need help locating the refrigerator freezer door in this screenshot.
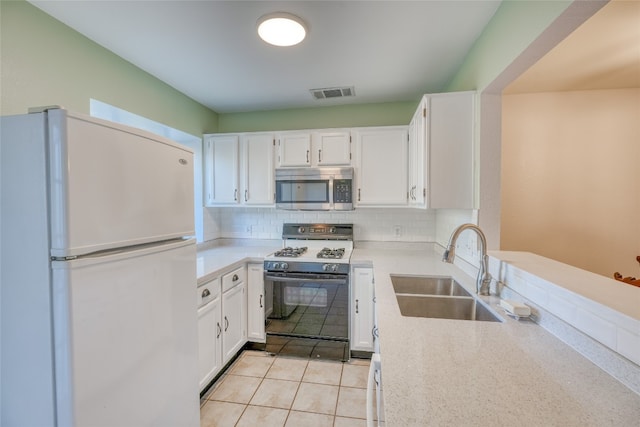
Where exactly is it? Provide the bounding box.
[48,109,195,258]
[51,239,199,427]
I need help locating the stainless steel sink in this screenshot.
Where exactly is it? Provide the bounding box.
[391,275,501,322]
[395,295,501,322]
[391,275,471,297]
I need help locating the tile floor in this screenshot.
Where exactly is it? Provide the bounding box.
[200,350,370,427]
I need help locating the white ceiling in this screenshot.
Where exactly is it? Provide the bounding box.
[29,0,502,113]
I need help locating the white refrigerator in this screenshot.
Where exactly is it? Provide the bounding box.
[1,107,200,426]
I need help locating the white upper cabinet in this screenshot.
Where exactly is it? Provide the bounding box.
[277,129,351,167]
[277,132,312,167]
[313,130,352,166]
[416,92,475,209]
[242,133,275,206]
[204,133,275,207]
[354,126,408,207]
[408,98,426,207]
[204,134,240,206]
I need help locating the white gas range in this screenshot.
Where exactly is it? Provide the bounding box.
[263,223,353,275]
[262,223,353,361]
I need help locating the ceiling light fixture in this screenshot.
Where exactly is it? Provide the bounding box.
[257,12,307,47]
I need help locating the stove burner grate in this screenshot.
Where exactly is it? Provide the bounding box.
[273,246,308,258]
[316,247,346,259]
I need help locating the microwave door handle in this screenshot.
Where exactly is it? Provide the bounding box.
[329,176,334,209]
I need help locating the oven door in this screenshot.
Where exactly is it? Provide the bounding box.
[264,272,348,340]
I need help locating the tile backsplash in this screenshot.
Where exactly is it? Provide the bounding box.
[204,207,437,242]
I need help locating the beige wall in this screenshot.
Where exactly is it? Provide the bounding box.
[501,88,640,277]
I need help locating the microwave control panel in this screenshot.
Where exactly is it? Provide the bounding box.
[333,179,353,203]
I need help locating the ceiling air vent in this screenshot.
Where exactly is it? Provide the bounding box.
[310,86,355,100]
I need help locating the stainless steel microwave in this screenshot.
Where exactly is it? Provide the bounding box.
[275,167,354,211]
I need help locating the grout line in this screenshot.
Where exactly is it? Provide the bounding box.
[333,361,345,417]
[203,350,368,426]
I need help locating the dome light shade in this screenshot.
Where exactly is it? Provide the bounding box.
[257,12,307,47]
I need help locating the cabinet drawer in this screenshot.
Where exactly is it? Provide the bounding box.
[197,278,220,308]
[222,267,245,292]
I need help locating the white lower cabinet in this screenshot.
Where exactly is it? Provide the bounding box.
[197,266,247,392]
[222,267,247,362]
[197,278,222,391]
[351,266,376,352]
[247,263,266,343]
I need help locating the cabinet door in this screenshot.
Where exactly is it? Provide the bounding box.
[351,267,375,352]
[222,282,246,362]
[197,295,222,391]
[427,92,474,209]
[278,132,311,167]
[247,263,266,342]
[314,131,351,166]
[243,134,275,206]
[204,135,240,205]
[355,127,408,207]
[408,99,426,207]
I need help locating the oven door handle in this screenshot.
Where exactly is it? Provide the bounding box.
[264,274,347,284]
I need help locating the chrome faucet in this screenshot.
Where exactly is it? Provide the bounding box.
[442,223,492,295]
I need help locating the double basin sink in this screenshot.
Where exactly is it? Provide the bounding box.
[391,275,501,322]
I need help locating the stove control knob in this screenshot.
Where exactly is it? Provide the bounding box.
[331,264,339,272]
[322,264,330,271]
[329,227,336,234]
[298,226,306,233]
[281,262,288,270]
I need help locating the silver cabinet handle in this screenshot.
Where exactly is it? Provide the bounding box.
[224,316,229,331]
[232,274,239,282]
[259,294,263,308]
[318,149,322,163]
[358,188,361,202]
[306,150,310,163]
[216,322,222,338]
[356,299,359,314]
[234,189,238,201]
[244,189,248,202]
[201,288,210,298]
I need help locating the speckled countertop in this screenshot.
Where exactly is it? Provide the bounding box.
[196,241,280,286]
[197,242,640,426]
[351,247,640,426]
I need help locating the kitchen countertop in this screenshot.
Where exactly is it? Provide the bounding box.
[196,241,280,285]
[351,247,640,426]
[197,242,640,425]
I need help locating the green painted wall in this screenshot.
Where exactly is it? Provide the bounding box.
[0,0,218,137]
[446,0,572,92]
[217,101,417,133]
